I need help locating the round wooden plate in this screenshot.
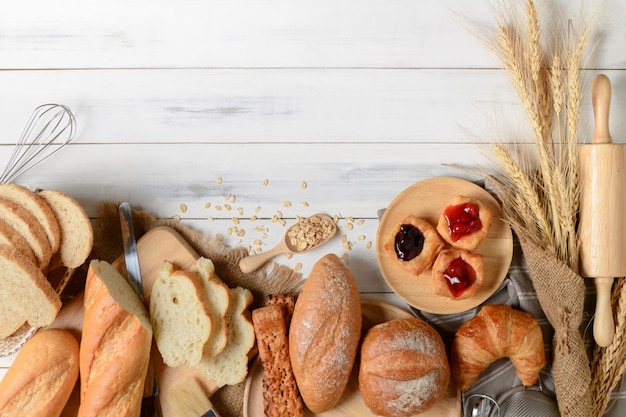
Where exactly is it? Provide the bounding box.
[244,299,461,417]
[376,177,513,314]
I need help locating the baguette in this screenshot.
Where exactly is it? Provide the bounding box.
[0,328,79,417]
[289,254,362,413]
[78,259,152,417]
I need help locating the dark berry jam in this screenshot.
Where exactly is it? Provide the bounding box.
[443,202,482,241]
[444,256,476,297]
[394,224,425,261]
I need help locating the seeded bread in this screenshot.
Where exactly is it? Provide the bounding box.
[252,304,304,417]
[0,198,52,269]
[0,218,36,264]
[193,286,255,387]
[79,259,152,417]
[38,189,93,269]
[150,262,212,367]
[190,257,231,358]
[0,184,61,255]
[0,328,79,417]
[0,244,61,339]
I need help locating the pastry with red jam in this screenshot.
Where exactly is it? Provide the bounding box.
[432,248,484,300]
[437,195,493,251]
[384,214,444,275]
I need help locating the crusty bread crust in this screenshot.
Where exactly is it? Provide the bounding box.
[0,328,79,417]
[289,254,362,413]
[79,260,152,417]
[359,317,450,416]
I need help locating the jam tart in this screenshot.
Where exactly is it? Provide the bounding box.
[432,248,484,300]
[436,195,493,251]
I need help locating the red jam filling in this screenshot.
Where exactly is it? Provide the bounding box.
[394,224,425,262]
[443,202,482,241]
[444,256,476,297]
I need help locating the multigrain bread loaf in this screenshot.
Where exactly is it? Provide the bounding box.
[289,253,362,413]
[359,317,450,417]
[79,259,152,417]
[0,244,61,339]
[190,256,231,358]
[0,184,61,255]
[150,262,212,367]
[38,189,93,269]
[253,304,304,417]
[0,197,52,269]
[450,304,546,391]
[193,286,255,387]
[0,328,79,417]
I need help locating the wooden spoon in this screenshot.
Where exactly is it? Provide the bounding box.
[238,213,337,273]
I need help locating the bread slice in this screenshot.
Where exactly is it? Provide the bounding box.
[0,198,52,270]
[0,244,61,339]
[252,304,304,417]
[0,184,61,255]
[38,190,93,269]
[190,257,230,358]
[193,286,255,387]
[150,262,212,367]
[0,218,36,265]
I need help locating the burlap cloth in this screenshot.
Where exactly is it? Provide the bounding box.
[64,202,305,417]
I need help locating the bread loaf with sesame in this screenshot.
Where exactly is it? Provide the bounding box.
[288,253,362,413]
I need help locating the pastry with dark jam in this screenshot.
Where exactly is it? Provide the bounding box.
[437,195,493,251]
[432,248,484,300]
[384,214,444,275]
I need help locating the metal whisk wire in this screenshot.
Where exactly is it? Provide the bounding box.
[0,104,77,184]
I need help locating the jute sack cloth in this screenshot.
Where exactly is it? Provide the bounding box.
[65,203,304,417]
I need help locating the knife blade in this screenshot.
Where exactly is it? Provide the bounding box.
[119,202,161,417]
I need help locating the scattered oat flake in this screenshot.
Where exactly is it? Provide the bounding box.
[207,216,214,221]
[204,202,211,209]
[179,204,188,213]
[215,205,222,211]
[230,195,236,203]
[255,247,263,254]
[262,179,269,186]
[216,234,224,241]
[276,211,283,219]
[227,228,233,235]
[250,215,257,221]
[366,241,372,249]
[300,181,307,189]
[232,217,239,225]
[253,239,263,246]
[237,207,244,215]
[294,263,302,271]
[285,253,294,259]
[278,219,286,226]
[225,194,231,201]
[172,214,181,222]
[216,177,223,184]
[340,253,350,264]
[255,206,261,213]
[357,235,366,241]
[283,201,292,208]
[346,223,354,230]
[224,204,232,211]
[357,219,365,225]
[302,202,309,207]
[237,229,245,237]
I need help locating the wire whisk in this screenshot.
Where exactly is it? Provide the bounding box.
[0,104,77,184]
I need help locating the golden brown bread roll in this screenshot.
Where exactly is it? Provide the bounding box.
[450,304,546,391]
[359,317,450,417]
[78,260,153,417]
[0,328,79,417]
[289,254,362,413]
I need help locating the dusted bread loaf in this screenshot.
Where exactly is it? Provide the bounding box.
[289,254,362,413]
[78,260,152,417]
[359,317,450,417]
[0,328,79,417]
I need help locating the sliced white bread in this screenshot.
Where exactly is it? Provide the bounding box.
[193,286,255,387]
[0,218,36,265]
[190,257,231,358]
[0,184,61,255]
[38,189,93,269]
[0,244,61,339]
[150,262,212,367]
[0,198,52,270]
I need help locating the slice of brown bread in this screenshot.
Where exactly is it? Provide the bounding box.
[38,190,93,269]
[0,218,36,264]
[0,244,61,339]
[0,198,52,270]
[252,304,304,417]
[150,262,212,367]
[193,286,255,387]
[0,184,61,255]
[190,257,230,358]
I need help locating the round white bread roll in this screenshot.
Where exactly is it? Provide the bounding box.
[289,253,362,413]
[359,317,450,417]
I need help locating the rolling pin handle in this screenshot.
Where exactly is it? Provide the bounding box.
[591,74,612,144]
[593,276,615,347]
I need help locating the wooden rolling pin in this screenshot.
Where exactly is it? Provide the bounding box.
[579,74,626,347]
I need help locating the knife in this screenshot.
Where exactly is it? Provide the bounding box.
[119,202,162,417]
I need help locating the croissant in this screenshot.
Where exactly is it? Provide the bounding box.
[450,304,546,391]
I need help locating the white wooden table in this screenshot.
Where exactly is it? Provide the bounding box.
[0,0,624,414]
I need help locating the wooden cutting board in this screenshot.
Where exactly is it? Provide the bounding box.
[244,299,461,417]
[48,226,218,417]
